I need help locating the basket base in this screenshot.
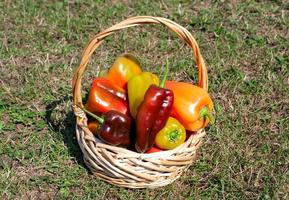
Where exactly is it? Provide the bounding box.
[84,154,196,189]
[76,122,205,189]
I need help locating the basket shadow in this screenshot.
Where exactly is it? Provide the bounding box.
[45,96,90,172]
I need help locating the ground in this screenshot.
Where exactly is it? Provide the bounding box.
[0,0,288,199]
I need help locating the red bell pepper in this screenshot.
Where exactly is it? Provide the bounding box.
[145,147,162,153]
[85,78,129,116]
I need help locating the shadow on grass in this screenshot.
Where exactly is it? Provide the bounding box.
[45,95,89,171]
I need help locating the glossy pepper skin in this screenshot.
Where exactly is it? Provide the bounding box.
[165,81,214,131]
[127,72,159,118]
[155,117,186,150]
[85,78,129,116]
[99,110,131,147]
[92,77,127,100]
[83,108,132,147]
[135,85,174,153]
[106,53,142,89]
[135,61,173,153]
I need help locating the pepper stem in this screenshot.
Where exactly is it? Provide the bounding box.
[160,59,169,88]
[200,106,215,124]
[168,130,180,143]
[79,106,105,124]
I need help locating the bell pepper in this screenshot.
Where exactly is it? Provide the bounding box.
[155,117,186,150]
[127,72,159,118]
[85,77,129,116]
[145,147,162,153]
[92,77,127,100]
[135,62,173,153]
[165,81,214,131]
[82,107,132,147]
[106,53,142,89]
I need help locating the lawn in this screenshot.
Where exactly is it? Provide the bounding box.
[0,0,288,199]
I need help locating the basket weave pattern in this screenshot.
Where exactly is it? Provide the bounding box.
[72,16,208,188]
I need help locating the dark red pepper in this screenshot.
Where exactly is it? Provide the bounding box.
[85,78,129,115]
[135,61,174,153]
[81,107,131,147]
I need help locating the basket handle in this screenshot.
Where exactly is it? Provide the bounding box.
[72,16,208,109]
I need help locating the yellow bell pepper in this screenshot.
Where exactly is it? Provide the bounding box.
[155,117,186,150]
[127,72,159,118]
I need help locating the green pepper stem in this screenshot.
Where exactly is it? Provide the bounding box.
[168,130,180,142]
[79,106,105,124]
[200,106,215,124]
[160,59,169,88]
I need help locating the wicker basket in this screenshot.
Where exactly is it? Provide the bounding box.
[72,16,208,189]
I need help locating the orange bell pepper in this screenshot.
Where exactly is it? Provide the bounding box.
[165,81,214,131]
[106,53,142,89]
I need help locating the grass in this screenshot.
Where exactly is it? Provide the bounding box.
[0,0,288,199]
